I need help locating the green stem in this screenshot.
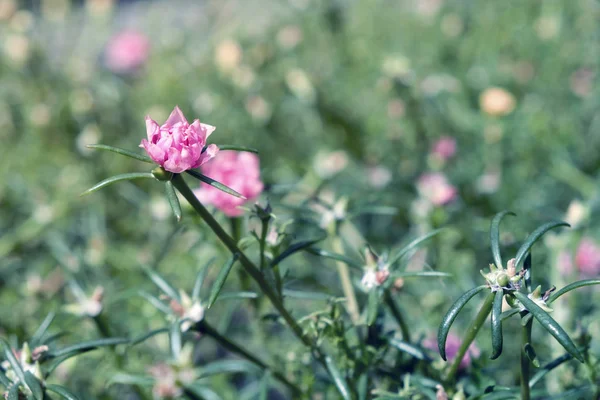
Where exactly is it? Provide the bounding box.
[196,320,302,396]
[172,174,326,363]
[332,235,360,324]
[445,292,495,383]
[259,217,269,271]
[521,315,533,400]
[383,290,410,342]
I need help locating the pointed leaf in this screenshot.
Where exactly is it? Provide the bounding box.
[523,342,540,368]
[387,229,444,269]
[217,145,258,153]
[437,285,487,360]
[31,311,56,346]
[198,360,259,378]
[80,173,155,196]
[305,248,363,269]
[490,290,504,360]
[259,370,271,400]
[0,338,29,392]
[523,253,532,292]
[514,221,570,268]
[86,144,154,163]
[183,384,222,400]
[393,271,452,279]
[216,291,259,301]
[513,292,583,362]
[7,384,19,400]
[170,321,182,360]
[270,237,326,268]
[192,258,214,301]
[142,266,180,301]
[130,327,169,347]
[529,352,575,388]
[521,312,533,326]
[165,181,182,222]
[186,170,245,199]
[48,337,129,358]
[388,338,431,361]
[138,291,172,314]
[207,254,239,309]
[499,308,520,322]
[548,279,600,304]
[325,356,351,400]
[366,289,379,326]
[24,372,43,400]
[46,384,81,400]
[0,369,10,386]
[282,289,330,300]
[490,211,515,269]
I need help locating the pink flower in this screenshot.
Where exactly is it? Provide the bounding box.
[140,106,218,173]
[105,30,150,73]
[416,172,457,206]
[194,151,263,217]
[575,238,600,276]
[431,136,457,161]
[424,333,480,369]
[556,250,574,277]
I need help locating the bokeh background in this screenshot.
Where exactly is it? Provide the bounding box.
[1,0,599,398]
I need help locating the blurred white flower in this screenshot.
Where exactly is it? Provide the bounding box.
[313,150,349,179]
[4,34,30,66]
[367,166,392,189]
[215,39,242,72]
[277,25,303,50]
[285,68,316,103]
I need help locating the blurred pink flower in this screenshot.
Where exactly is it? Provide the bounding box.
[105,30,150,73]
[575,237,600,276]
[417,173,457,206]
[556,250,574,277]
[424,333,480,369]
[140,106,218,173]
[194,151,263,217]
[431,136,457,161]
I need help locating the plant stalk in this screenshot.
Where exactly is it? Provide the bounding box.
[521,315,533,400]
[383,289,411,342]
[444,292,495,383]
[196,320,302,396]
[332,235,360,324]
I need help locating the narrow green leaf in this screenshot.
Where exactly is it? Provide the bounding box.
[216,291,259,301]
[521,312,533,326]
[198,360,259,378]
[514,292,583,362]
[259,371,271,400]
[548,279,600,304]
[192,258,214,301]
[388,338,431,360]
[106,373,155,387]
[529,352,574,388]
[46,384,81,400]
[393,271,452,279]
[490,211,515,269]
[80,173,155,196]
[366,289,379,326]
[437,285,487,361]
[186,170,245,199]
[31,311,56,346]
[514,221,570,268]
[305,248,363,269]
[24,372,43,400]
[165,181,182,222]
[130,327,169,346]
[325,356,351,400]
[217,145,258,153]
[387,229,444,269]
[138,291,172,314]
[270,237,326,268]
[170,321,182,360]
[207,254,239,309]
[142,265,180,301]
[0,338,29,392]
[7,383,19,400]
[0,369,10,386]
[347,206,398,219]
[523,342,540,368]
[523,253,532,292]
[183,384,222,400]
[357,373,368,400]
[282,289,330,300]
[86,144,154,163]
[48,337,129,358]
[490,290,504,360]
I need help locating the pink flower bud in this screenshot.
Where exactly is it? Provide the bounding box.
[140,106,218,173]
[575,237,600,277]
[431,136,457,161]
[194,151,263,217]
[104,30,150,73]
[416,172,457,206]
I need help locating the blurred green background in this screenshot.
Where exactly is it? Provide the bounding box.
[1,0,599,398]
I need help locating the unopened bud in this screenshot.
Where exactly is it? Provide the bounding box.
[152,167,173,181]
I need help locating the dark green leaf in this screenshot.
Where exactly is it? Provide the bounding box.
[521,312,533,326]
[490,211,515,269]
[514,221,570,268]
[170,321,182,360]
[217,145,258,153]
[183,384,222,400]
[165,181,182,222]
[186,170,245,199]
[86,144,153,163]
[490,290,504,360]
[0,338,28,392]
[347,206,398,219]
[523,253,532,292]
[48,337,129,358]
[548,279,600,304]
[207,254,239,309]
[282,289,331,300]
[0,369,10,386]
[217,291,259,301]
[46,384,81,400]
[437,285,487,360]
[388,338,430,360]
[366,289,379,326]
[142,266,180,301]
[529,352,574,388]
[523,342,540,368]
[513,292,583,362]
[7,383,19,400]
[80,173,155,196]
[387,229,444,269]
[31,311,56,346]
[24,372,43,400]
[270,237,326,268]
[499,308,520,322]
[325,356,351,400]
[130,327,169,346]
[192,258,214,301]
[199,360,259,378]
[305,248,363,269]
[259,371,271,400]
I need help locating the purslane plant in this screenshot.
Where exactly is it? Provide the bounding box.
[437,211,600,399]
